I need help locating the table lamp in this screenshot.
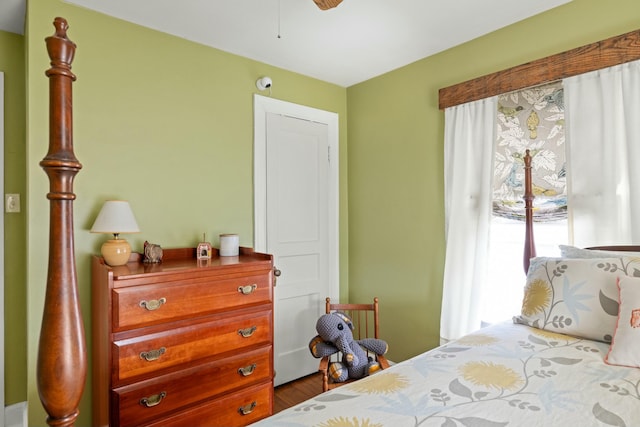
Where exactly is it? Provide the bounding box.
[90,200,140,266]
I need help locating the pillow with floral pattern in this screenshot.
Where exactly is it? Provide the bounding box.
[605,276,640,367]
[514,256,640,342]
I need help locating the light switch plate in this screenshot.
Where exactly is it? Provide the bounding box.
[5,194,20,213]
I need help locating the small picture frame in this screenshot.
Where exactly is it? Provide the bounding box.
[197,242,212,260]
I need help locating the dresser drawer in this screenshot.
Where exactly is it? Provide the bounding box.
[143,381,273,427]
[112,346,272,427]
[113,273,271,331]
[113,308,272,383]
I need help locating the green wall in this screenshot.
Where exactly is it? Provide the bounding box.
[5,0,639,425]
[1,30,27,404]
[24,0,348,425]
[346,0,640,362]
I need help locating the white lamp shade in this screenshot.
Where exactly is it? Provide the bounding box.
[90,200,140,234]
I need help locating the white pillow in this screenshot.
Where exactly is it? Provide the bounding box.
[605,276,640,368]
[514,256,640,342]
[559,244,640,259]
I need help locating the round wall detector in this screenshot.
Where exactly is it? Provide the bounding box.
[256,76,273,91]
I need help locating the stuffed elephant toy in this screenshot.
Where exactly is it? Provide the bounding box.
[309,311,388,383]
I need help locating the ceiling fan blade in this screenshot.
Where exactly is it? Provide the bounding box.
[313,0,343,10]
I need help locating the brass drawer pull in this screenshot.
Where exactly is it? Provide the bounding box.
[139,297,166,311]
[140,347,166,361]
[238,284,258,295]
[238,326,257,338]
[140,391,166,408]
[238,363,257,376]
[238,401,257,416]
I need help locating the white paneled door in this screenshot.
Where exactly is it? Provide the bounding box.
[267,112,328,385]
[253,95,339,386]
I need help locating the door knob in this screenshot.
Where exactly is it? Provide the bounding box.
[273,267,281,286]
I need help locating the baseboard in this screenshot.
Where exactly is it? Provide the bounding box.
[5,401,27,427]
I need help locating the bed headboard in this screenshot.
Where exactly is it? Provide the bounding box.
[36,17,87,427]
[587,245,640,252]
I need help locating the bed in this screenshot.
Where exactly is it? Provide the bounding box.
[249,159,640,426]
[253,320,640,426]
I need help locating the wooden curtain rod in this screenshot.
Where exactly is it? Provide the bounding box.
[439,28,640,110]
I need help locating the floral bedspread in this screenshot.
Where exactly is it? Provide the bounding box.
[250,322,640,427]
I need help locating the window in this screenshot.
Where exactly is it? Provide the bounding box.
[481,82,568,325]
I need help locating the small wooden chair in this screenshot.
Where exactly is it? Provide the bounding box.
[318,297,390,392]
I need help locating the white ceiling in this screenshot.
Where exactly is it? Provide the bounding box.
[2,0,571,87]
[0,0,25,35]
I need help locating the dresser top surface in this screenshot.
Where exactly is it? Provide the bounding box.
[93,247,273,280]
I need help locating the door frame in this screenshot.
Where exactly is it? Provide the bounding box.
[253,94,340,301]
[1,72,5,424]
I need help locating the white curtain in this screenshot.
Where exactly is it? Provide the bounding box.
[441,96,497,342]
[565,59,640,246]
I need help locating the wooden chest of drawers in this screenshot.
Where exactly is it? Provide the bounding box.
[92,247,275,427]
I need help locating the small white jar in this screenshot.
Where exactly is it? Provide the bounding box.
[219,234,239,256]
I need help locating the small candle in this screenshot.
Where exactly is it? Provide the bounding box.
[219,234,239,256]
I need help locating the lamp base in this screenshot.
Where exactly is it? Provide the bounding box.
[101,239,132,266]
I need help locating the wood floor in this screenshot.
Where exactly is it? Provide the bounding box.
[274,373,323,413]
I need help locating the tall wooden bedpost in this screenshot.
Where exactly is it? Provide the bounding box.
[523,149,536,273]
[37,17,86,427]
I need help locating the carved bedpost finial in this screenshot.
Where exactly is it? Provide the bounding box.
[53,16,68,36]
[45,17,76,81]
